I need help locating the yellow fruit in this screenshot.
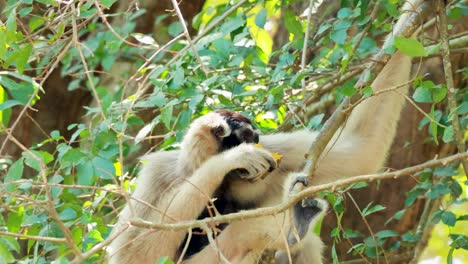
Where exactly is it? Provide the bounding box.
[255,143,283,164]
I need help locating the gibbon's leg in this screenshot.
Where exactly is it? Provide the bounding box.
[309,51,412,185]
[275,175,327,264]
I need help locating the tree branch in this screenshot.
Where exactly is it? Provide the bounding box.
[436,0,468,178]
[128,152,468,232]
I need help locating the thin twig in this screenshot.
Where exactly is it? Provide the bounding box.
[170,0,208,74]
[300,0,316,90]
[347,193,388,264]
[0,231,67,243]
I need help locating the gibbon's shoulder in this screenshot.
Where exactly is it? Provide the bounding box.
[138,150,180,180]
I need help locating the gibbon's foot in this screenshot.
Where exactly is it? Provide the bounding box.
[291,197,325,241]
[225,144,277,182]
[287,173,328,241]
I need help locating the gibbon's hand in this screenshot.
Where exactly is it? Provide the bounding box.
[224,143,277,182]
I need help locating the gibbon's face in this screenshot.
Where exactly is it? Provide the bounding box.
[213,109,259,151]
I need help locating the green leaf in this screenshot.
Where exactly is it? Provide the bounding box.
[362,203,386,217]
[220,16,245,35]
[168,22,183,37]
[351,182,368,189]
[0,240,15,263]
[284,9,302,36]
[429,105,439,145]
[0,28,6,60]
[22,150,54,171]
[6,8,17,34]
[171,67,184,88]
[92,156,115,180]
[432,85,447,103]
[434,166,457,177]
[0,100,22,110]
[413,87,432,103]
[4,158,24,192]
[16,44,32,74]
[59,208,78,221]
[307,114,325,130]
[331,243,339,264]
[62,148,87,164]
[441,211,457,226]
[343,229,363,239]
[394,37,427,57]
[402,232,419,242]
[458,101,468,115]
[457,215,468,221]
[49,174,64,198]
[28,17,44,32]
[337,8,353,19]
[375,230,400,239]
[442,125,454,143]
[255,8,267,29]
[188,94,204,110]
[362,86,373,98]
[0,77,35,105]
[157,257,175,264]
[77,160,95,186]
[162,105,173,129]
[331,20,351,45]
[0,236,20,254]
[100,0,116,9]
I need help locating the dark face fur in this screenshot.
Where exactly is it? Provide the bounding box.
[212,109,259,151]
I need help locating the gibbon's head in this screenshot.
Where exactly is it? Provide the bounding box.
[214,109,259,151]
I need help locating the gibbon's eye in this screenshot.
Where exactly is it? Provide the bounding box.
[212,126,226,138]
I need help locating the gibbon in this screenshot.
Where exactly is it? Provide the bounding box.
[182,1,419,261]
[182,51,411,264]
[109,0,418,262]
[107,109,278,264]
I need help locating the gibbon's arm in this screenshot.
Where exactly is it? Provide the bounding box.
[108,144,276,264]
[159,143,277,224]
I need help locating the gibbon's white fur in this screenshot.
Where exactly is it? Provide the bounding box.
[107,110,277,264]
